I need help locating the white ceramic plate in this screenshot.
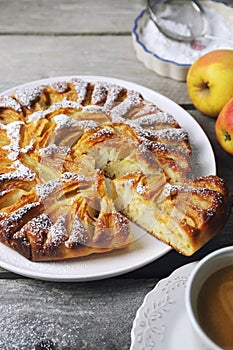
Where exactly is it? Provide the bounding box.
[0,76,216,281]
[130,262,209,350]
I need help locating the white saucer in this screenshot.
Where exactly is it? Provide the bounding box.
[130,262,209,350]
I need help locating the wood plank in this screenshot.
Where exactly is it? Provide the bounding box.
[0,35,190,104]
[0,0,231,34]
[0,0,144,34]
[0,278,155,350]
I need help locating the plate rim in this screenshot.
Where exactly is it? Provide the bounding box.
[0,75,216,281]
[130,261,198,349]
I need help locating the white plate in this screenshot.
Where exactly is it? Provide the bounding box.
[130,262,209,350]
[0,76,216,281]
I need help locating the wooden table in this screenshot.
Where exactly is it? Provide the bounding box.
[0,1,232,349]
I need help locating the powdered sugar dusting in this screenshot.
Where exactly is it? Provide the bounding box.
[136,133,168,151]
[71,78,88,104]
[27,99,82,122]
[82,105,106,113]
[47,99,82,113]
[50,81,68,93]
[135,126,188,142]
[89,128,114,140]
[13,160,36,180]
[0,160,35,182]
[54,114,79,131]
[163,182,216,197]
[36,179,61,199]
[76,119,98,130]
[134,111,177,126]
[39,144,71,157]
[125,178,135,187]
[0,190,10,198]
[136,183,146,195]
[104,84,125,110]
[133,103,159,117]
[0,96,22,112]
[46,214,68,247]
[61,172,88,182]
[92,81,108,104]
[65,216,89,247]
[1,202,41,234]
[0,309,83,349]
[20,139,35,154]
[15,86,44,109]
[27,110,45,122]
[153,128,188,141]
[2,121,24,160]
[54,114,97,132]
[24,213,52,236]
[111,90,142,119]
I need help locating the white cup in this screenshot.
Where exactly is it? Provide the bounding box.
[185,246,233,350]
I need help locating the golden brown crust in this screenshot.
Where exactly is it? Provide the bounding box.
[0,78,231,261]
[110,174,231,256]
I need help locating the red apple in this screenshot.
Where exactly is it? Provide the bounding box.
[216,97,233,155]
[187,50,233,117]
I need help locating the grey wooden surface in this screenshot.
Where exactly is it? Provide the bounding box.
[0,1,232,349]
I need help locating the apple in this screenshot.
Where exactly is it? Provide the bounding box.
[216,97,233,155]
[186,49,233,117]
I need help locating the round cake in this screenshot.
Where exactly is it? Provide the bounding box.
[0,77,230,261]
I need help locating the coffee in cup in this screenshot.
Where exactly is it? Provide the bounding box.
[186,246,233,350]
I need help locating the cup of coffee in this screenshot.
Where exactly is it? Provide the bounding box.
[185,246,233,350]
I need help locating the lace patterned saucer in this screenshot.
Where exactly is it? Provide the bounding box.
[130,262,209,349]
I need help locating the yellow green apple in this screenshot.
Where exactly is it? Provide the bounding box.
[216,97,233,155]
[186,49,233,117]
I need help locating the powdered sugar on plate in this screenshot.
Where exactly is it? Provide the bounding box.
[141,5,233,65]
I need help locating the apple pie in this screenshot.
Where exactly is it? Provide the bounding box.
[0,78,230,261]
